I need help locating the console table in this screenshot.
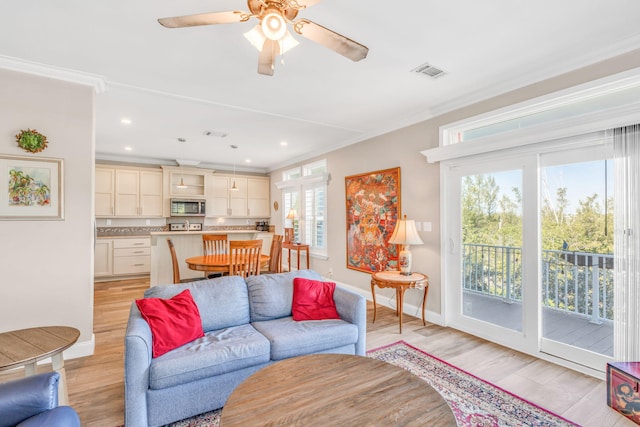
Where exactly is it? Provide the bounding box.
[0,326,80,405]
[371,271,429,333]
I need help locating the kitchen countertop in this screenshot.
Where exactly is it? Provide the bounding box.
[150,230,268,236]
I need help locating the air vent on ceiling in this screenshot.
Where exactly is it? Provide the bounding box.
[411,62,446,79]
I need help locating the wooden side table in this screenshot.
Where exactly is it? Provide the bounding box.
[371,271,429,333]
[0,326,80,405]
[281,242,310,271]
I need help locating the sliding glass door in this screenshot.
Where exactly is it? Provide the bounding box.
[444,143,614,372]
[539,148,614,367]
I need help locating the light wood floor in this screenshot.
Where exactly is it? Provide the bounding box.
[0,278,633,427]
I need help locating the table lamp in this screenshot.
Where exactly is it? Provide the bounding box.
[388,214,424,275]
[285,208,297,244]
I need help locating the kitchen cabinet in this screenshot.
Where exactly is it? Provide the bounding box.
[113,238,151,275]
[247,178,270,217]
[94,239,113,277]
[168,170,206,198]
[95,167,115,217]
[207,175,269,218]
[115,169,163,217]
[96,165,163,218]
[95,237,151,279]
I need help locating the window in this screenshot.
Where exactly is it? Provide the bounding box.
[277,160,328,257]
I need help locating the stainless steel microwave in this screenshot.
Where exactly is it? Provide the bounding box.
[170,199,206,217]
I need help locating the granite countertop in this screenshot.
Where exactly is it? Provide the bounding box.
[97,226,264,238]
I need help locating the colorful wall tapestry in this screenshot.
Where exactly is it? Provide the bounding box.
[345,167,400,273]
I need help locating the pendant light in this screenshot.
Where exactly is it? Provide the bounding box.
[230,144,239,191]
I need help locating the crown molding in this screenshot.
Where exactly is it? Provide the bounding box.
[0,55,106,93]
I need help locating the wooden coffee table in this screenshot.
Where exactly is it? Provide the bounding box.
[220,353,455,426]
[0,326,79,405]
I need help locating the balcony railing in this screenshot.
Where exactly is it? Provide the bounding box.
[462,243,614,323]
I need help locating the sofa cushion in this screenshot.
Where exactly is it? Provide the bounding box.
[136,289,205,358]
[144,276,250,331]
[292,278,340,321]
[252,317,358,360]
[246,270,323,321]
[149,324,270,390]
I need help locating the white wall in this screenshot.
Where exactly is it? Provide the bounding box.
[0,68,95,355]
[270,49,640,321]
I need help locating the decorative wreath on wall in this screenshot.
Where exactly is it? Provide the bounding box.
[15,129,48,153]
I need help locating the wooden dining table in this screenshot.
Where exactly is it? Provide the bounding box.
[185,254,270,273]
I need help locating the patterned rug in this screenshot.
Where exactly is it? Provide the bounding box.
[164,341,580,427]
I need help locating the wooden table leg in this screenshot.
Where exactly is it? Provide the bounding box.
[305,249,310,269]
[371,281,378,324]
[52,352,69,405]
[421,285,429,326]
[397,287,406,334]
[296,250,301,270]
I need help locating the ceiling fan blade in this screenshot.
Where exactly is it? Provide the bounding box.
[258,40,280,76]
[292,19,368,62]
[158,11,250,28]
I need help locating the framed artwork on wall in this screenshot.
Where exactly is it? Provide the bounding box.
[0,155,64,220]
[345,167,400,273]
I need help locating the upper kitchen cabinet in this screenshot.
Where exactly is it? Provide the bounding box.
[114,168,163,217]
[207,175,269,217]
[95,167,115,216]
[168,170,206,198]
[96,166,163,218]
[247,178,270,217]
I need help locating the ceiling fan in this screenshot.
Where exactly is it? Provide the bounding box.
[158,0,369,76]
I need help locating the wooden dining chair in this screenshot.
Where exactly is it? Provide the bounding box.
[262,234,283,274]
[229,240,262,278]
[167,238,207,284]
[202,234,229,255]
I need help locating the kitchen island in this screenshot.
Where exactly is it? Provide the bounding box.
[150,230,273,286]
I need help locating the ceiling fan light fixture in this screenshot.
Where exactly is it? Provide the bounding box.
[244,25,266,51]
[245,25,298,54]
[279,30,299,54]
[261,9,286,41]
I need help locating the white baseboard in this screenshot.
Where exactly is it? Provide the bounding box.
[326,277,445,327]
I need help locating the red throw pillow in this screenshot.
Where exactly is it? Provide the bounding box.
[135,289,205,358]
[292,278,340,321]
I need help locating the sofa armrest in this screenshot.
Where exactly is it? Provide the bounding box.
[124,302,153,427]
[333,286,367,356]
[0,372,59,427]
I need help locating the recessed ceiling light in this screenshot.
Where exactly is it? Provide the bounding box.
[121,118,132,125]
[124,146,133,151]
[177,138,187,144]
[203,130,228,138]
[245,159,251,163]
[280,141,288,146]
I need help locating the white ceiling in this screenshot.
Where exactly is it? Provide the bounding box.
[1,0,640,173]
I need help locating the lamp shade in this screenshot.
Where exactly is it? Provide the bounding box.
[286,209,297,220]
[388,215,424,246]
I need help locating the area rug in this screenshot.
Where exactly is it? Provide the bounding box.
[163,341,580,427]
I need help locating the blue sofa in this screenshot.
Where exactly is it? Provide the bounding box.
[0,372,80,427]
[124,270,366,427]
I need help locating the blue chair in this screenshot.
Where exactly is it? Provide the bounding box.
[0,372,80,427]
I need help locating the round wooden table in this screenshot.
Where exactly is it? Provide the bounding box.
[371,271,429,333]
[0,326,80,405]
[220,353,455,426]
[185,254,270,273]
